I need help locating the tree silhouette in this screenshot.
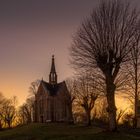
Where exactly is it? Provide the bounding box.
[70,0,140,131]
[125,28,140,128]
[29,80,40,96]
[19,97,35,124]
[0,98,16,128]
[72,74,100,126]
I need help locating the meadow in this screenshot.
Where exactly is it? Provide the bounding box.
[0,123,140,140]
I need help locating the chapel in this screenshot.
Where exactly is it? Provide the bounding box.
[34,55,73,123]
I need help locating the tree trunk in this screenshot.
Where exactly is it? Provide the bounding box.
[133,87,138,128]
[134,95,138,128]
[134,63,138,128]
[7,120,11,128]
[106,78,117,131]
[86,110,91,126]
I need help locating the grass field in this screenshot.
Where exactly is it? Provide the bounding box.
[0,123,140,140]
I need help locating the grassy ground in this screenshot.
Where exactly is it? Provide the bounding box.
[0,123,140,140]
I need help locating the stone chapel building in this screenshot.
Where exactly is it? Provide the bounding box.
[34,55,73,123]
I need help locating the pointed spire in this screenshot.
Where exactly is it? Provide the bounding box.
[49,55,57,84]
[50,55,56,73]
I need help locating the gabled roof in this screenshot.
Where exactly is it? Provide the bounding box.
[41,80,67,96]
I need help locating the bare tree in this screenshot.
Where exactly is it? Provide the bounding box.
[65,78,76,102]
[124,27,140,128]
[19,97,35,124]
[73,74,100,126]
[116,108,127,125]
[28,79,40,122]
[94,97,108,124]
[29,79,40,96]
[0,93,5,129]
[70,0,140,131]
[121,112,134,127]
[0,98,16,128]
[65,79,76,123]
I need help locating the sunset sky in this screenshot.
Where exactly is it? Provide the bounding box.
[0,0,139,105]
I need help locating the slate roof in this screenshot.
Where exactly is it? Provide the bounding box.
[41,80,66,96]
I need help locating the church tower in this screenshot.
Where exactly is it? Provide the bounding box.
[49,55,57,84]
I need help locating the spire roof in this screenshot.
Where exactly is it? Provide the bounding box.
[50,55,56,73]
[49,55,57,84]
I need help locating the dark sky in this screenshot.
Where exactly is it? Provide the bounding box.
[0,0,139,105]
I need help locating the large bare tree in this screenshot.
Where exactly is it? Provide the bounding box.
[73,74,100,126]
[70,0,140,131]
